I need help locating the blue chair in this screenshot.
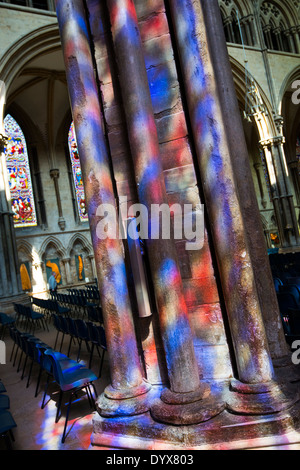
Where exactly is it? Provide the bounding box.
[0,410,17,450]
[86,322,107,377]
[0,381,6,393]
[0,313,16,340]
[52,313,63,349]
[87,305,104,324]
[286,308,300,336]
[277,292,299,314]
[0,395,10,410]
[279,284,300,307]
[43,349,97,443]
[74,319,90,362]
[15,331,36,373]
[34,343,83,399]
[65,317,79,357]
[22,337,44,387]
[273,277,283,292]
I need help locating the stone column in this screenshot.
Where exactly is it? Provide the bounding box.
[260,142,289,248]
[170,0,298,414]
[50,168,66,231]
[87,254,97,280]
[0,134,29,312]
[290,27,300,54]
[198,0,290,364]
[272,135,300,245]
[61,257,72,285]
[55,0,151,417]
[105,0,224,425]
[253,163,267,209]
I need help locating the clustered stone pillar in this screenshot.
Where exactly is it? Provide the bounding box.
[55,0,151,417]
[105,0,224,425]
[168,0,298,414]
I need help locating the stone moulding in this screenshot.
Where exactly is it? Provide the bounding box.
[91,383,300,450]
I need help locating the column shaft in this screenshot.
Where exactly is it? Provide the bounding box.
[169,0,274,384]
[106,0,200,395]
[198,0,289,360]
[55,0,150,412]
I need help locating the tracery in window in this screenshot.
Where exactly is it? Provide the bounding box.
[219,2,255,46]
[260,2,298,53]
[68,121,88,222]
[4,114,37,228]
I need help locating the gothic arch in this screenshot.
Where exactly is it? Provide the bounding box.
[229,56,276,139]
[5,102,46,151]
[66,233,93,258]
[38,235,66,260]
[278,64,300,111]
[0,24,61,93]
[259,0,299,28]
[16,239,34,262]
[219,0,252,18]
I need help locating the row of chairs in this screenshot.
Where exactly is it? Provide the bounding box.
[274,276,300,344]
[31,297,70,320]
[13,303,48,334]
[0,380,17,450]
[69,286,100,301]
[52,314,107,377]
[9,326,98,444]
[51,291,98,317]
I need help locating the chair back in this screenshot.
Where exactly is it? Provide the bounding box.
[74,319,89,340]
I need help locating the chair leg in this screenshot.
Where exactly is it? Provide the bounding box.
[67,336,73,357]
[26,359,34,388]
[35,366,43,397]
[17,350,24,373]
[77,339,82,362]
[13,345,19,367]
[21,354,28,380]
[88,343,95,369]
[55,390,63,423]
[3,432,13,450]
[54,330,59,350]
[62,393,73,444]
[87,384,96,409]
[10,342,16,362]
[60,332,65,352]
[85,386,92,408]
[41,374,51,409]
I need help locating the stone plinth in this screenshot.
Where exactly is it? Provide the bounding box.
[91,383,300,451]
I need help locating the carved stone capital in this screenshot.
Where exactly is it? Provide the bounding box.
[50,168,60,180]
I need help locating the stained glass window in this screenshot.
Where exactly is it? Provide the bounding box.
[68,121,88,222]
[4,114,37,228]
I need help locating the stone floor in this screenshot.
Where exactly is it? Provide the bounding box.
[0,313,111,450]
[2,311,300,451]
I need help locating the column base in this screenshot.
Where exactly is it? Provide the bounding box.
[226,378,300,415]
[91,384,300,450]
[150,383,225,425]
[97,380,153,418]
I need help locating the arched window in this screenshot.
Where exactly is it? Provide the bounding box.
[68,121,88,222]
[260,2,297,53]
[4,114,37,228]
